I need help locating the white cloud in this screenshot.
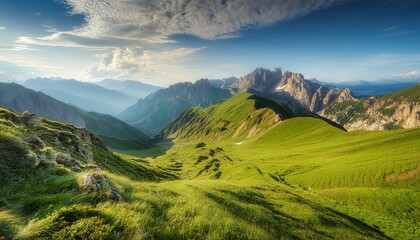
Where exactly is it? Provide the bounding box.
[0,27,5,31]
[88,47,204,82]
[18,0,340,48]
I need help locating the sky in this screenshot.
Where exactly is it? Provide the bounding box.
[0,0,420,86]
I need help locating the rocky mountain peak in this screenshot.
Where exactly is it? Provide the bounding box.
[232,67,282,92]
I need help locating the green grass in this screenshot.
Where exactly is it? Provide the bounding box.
[1,91,420,240]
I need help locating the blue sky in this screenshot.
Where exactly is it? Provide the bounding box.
[0,0,420,86]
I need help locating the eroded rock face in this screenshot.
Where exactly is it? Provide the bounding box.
[322,98,420,131]
[276,72,355,112]
[80,172,107,192]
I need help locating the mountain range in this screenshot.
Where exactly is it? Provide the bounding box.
[24,78,139,115]
[229,67,355,113]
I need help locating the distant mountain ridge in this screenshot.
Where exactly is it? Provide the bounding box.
[0,82,150,149]
[96,79,162,99]
[118,79,232,135]
[0,83,85,127]
[24,78,137,115]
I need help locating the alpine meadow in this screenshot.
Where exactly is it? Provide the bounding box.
[0,0,419,239]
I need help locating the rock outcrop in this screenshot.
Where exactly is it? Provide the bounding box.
[322,98,420,131]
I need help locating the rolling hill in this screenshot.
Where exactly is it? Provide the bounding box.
[321,84,420,130]
[24,78,137,115]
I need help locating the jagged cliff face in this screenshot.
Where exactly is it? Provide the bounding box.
[321,98,420,131]
[232,68,283,92]
[232,68,355,113]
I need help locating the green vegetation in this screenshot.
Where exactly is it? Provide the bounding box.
[1,91,419,239]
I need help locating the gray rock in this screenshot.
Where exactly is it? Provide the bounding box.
[21,111,39,128]
[78,144,94,163]
[55,152,83,171]
[80,173,107,192]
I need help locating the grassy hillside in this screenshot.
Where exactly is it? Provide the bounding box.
[158,93,295,141]
[149,94,420,239]
[2,91,419,239]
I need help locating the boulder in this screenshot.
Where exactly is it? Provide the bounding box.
[55,152,83,171]
[80,172,107,192]
[78,144,94,163]
[21,111,39,128]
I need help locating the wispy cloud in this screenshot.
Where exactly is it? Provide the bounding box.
[18,0,341,48]
[381,31,413,38]
[0,27,5,31]
[0,44,39,51]
[15,0,342,81]
[383,26,397,32]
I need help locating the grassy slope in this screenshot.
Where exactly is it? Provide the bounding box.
[149,94,420,239]
[2,90,420,239]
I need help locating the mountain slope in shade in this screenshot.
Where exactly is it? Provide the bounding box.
[118,79,232,135]
[0,83,150,148]
[0,83,85,127]
[231,68,355,112]
[321,84,420,130]
[96,79,162,99]
[24,78,137,115]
